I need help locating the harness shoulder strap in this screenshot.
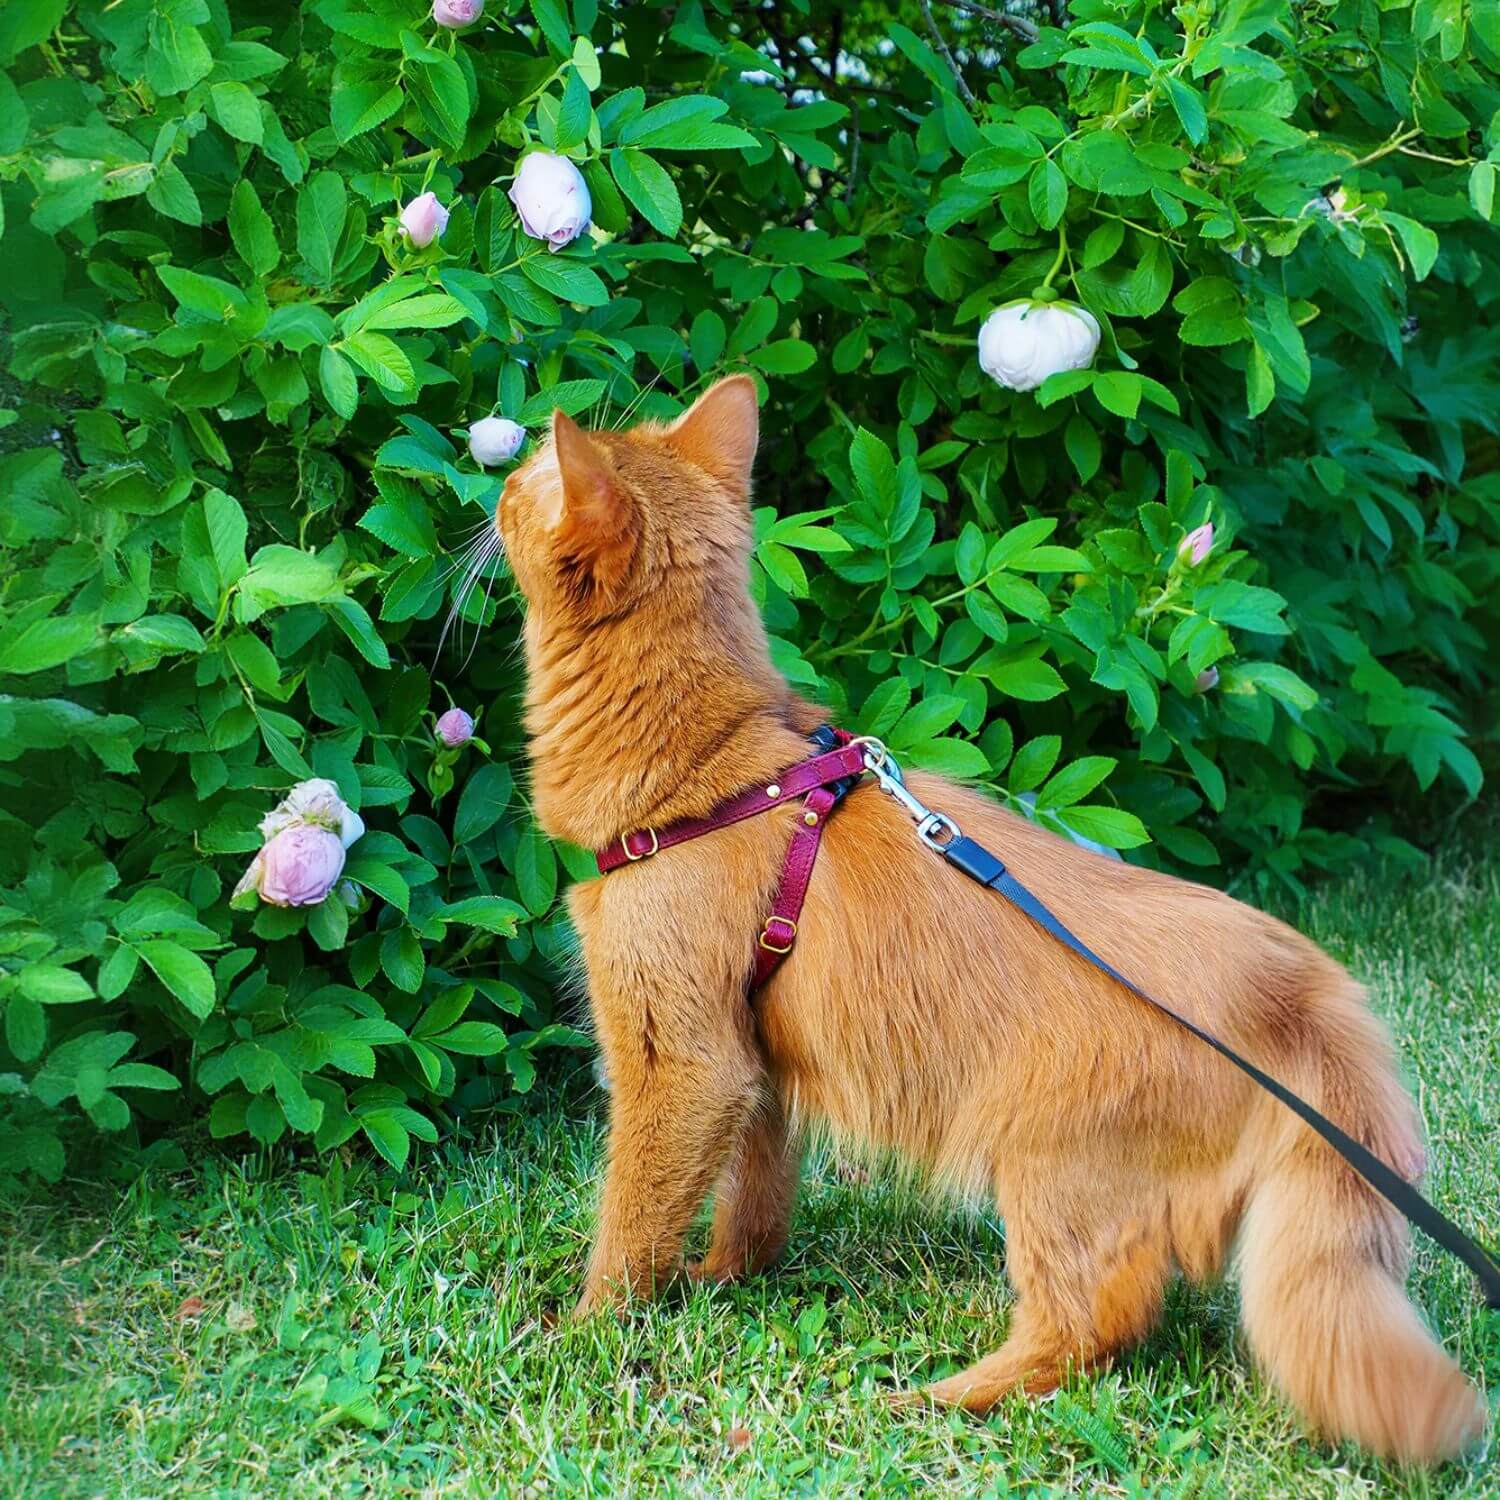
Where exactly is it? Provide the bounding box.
[941,834,1500,1310]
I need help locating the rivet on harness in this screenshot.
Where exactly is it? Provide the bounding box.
[594,725,1500,1311]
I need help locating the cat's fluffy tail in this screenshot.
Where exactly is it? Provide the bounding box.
[1236,976,1485,1463]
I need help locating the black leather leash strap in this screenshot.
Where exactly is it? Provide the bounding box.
[941,832,1500,1309]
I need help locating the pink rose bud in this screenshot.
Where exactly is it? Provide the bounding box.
[1180,523,1214,566]
[432,0,482,27]
[435,707,475,747]
[257,825,348,907]
[468,416,525,467]
[399,191,449,249]
[508,151,592,253]
[1196,667,1220,693]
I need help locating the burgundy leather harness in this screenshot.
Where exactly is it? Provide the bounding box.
[595,729,865,990]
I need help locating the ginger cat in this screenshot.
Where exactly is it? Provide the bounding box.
[494,376,1485,1464]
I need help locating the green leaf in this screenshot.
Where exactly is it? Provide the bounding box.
[319,346,359,417]
[987,657,1067,701]
[1009,735,1062,793]
[554,67,592,151]
[858,678,911,738]
[358,495,439,559]
[5,996,45,1063]
[439,896,527,935]
[1038,756,1117,809]
[609,148,682,237]
[19,964,94,1005]
[1056,804,1150,850]
[158,266,249,321]
[1470,161,1495,222]
[360,1110,410,1168]
[342,332,414,392]
[519,255,609,307]
[1383,213,1439,281]
[1027,159,1068,229]
[228,180,279,276]
[1163,77,1208,144]
[430,1021,509,1056]
[0,612,100,675]
[1092,372,1141,420]
[1196,581,1290,635]
[359,294,470,332]
[380,927,425,993]
[210,81,264,143]
[146,161,202,225]
[406,47,471,148]
[889,694,966,747]
[514,826,557,915]
[296,171,347,285]
[849,428,898,514]
[343,856,410,914]
[617,95,756,152]
[331,75,404,142]
[134,940,216,1018]
[454,763,513,844]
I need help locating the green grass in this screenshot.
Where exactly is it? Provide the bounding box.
[4,844,1498,1499]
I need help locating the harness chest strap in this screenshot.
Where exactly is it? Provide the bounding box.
[595,733,863,986]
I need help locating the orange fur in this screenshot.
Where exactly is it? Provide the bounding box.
[494,378,1486,1464]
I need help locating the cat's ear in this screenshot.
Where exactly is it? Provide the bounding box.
[552,410,638,597]
[666,374,759,493]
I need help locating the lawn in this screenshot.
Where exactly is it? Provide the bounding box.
[4,840,1497,1498]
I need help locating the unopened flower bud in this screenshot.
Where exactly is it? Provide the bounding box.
[399,191,449,249]
[432,0,482,27]
[509,151,592,253]
[468,416,525,467]
[1179,523,1214,566]
[435,707,475,747]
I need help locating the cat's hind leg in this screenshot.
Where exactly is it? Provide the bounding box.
[913,1180,1172,1413]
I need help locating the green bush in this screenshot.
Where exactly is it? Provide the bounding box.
[2,0,1497,1179]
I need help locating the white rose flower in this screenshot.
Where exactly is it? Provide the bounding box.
[976,299,1101,393]
[468,416,526,467]
[508,151,592,253]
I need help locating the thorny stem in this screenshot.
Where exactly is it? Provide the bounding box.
[1339,125,1422,172]
[935,0,1041,45]
[918,0,978,105]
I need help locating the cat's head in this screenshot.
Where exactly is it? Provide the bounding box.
[495,375,760,621]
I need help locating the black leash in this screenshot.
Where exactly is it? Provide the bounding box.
[849,733,1500,1309]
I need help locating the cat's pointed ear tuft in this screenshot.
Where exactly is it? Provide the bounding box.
[552,410,637,598]
[666,374,759,494]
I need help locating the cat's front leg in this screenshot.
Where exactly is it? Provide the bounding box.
[575,980,763,1316]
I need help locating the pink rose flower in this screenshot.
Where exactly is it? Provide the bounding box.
[436,707,475,746]
[1180,523,1214,566]
[1196,667,1220,693]
[399,191,449,249]
[432,0,482,27]
[508,151,592,253]
[259,777,365,849]
[257,825,348,907]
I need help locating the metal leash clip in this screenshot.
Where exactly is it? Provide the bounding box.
[851,737,962,853]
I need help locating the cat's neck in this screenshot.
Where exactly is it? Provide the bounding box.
[522,595,814,850]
